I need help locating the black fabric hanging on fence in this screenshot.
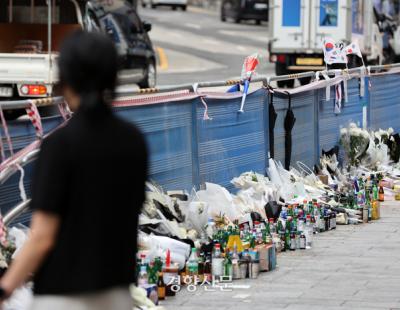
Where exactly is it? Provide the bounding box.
[269,91,277,158]
[284,92,296,170]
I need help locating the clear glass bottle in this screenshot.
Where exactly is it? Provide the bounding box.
[305,214,313,249]
[138,265,148,287]
[212,243,224,277]
[223,248,233,277]
[186,248,199,277]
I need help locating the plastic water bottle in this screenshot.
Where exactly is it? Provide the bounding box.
[206,218,216,237]
[297,218,305,233]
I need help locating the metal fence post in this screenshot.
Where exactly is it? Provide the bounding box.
[190,98,200,190]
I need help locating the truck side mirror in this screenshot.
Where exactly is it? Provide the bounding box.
[143,21,152,32]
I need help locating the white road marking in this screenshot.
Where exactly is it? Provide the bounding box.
[185,23,202,30]
[150,26,262,55]
[219,29,270,44]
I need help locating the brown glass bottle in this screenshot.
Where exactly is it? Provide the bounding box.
[157,272,166,300]
[379,185,385,202]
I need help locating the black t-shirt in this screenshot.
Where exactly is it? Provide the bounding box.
[30,105,147,295]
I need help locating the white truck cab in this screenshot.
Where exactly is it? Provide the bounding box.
[0,0,83,100]
[268,0,383,87]
[0,0,156,102]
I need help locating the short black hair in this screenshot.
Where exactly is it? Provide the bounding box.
[58,30,118,109]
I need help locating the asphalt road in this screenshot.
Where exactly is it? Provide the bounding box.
[138,6,275,87]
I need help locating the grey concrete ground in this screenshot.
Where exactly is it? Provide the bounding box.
[160,202,400,309]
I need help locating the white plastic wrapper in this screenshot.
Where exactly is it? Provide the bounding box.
[267,158,283,188]
[185,201,209,234]
[4,286,33,310]
[196,183,240,221]
[8,226,29,259]
[234,188,267,219]
[138,233,190,269]
[231,171,269,192]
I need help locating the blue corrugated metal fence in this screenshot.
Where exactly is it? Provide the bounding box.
[2,72,400,225]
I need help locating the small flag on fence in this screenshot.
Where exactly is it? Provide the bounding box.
[323,37,348,65]
[238,53,259,113]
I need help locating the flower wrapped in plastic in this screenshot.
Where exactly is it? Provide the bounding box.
[340,123,370,167]
[364,128,393,168]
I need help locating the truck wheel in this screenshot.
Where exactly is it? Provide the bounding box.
[151,4,156,8]
[235,18,241,23]
[221,14,226,22]
[172,6,177,10]
[285,79,295,88]
[275,62,294,88]
[256,20,261,25]
[181,5,187,10]
[299,77,311,86]
[139,61,157,89]
[277,80,286,88]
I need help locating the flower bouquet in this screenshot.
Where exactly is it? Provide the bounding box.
[364,128,394,168]
[340,123,370,167]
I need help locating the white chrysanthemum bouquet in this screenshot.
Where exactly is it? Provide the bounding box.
[340,123,370,167]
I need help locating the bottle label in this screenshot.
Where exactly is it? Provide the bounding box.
[212,258,224,277]
[158,287,166,299]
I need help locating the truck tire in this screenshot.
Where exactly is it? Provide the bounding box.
[275,63,294,88]
[299,77,311,86]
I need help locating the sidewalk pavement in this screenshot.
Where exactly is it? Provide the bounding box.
[160,202,400,310]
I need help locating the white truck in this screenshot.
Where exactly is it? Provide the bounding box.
[0,0,156,102]
[0,0,83,100]
[268,0,384,87]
